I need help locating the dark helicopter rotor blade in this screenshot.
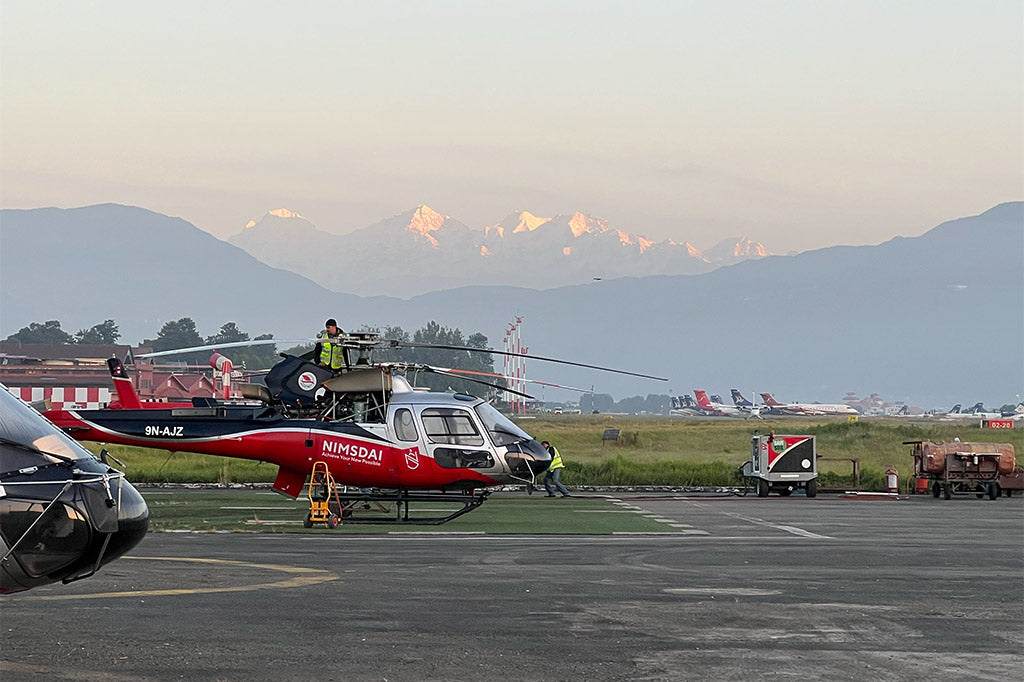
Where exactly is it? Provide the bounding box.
[135,339,316,359]
[441,367,592,393]
[385,340,667,382]
[390,363,535,400]
[429,368,535,400]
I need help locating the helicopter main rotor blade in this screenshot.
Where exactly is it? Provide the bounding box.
[426,367,535,400]
[388,363,535,400]
[135,339,316,359]
[385,341,667,382]
[440,367,592,393]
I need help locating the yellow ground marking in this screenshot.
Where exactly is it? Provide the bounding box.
[9,556,338,601]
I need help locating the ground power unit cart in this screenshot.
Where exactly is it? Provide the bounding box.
[741,434,819,497]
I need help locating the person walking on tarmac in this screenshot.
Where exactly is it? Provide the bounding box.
[542,440,571,497]
[314,318,347,373]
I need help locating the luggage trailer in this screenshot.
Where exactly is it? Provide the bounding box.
[741,434,819,497]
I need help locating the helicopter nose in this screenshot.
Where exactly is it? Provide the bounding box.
[100,480,149,565]
[521,439,552,474]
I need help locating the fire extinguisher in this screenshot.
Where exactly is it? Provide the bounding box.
[885,467,898,494]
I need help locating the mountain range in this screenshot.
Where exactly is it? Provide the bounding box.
[1,202,1020,406]
[229,206,769,297]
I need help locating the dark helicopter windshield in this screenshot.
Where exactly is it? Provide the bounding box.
[0,386,94,467]
[474,402,533,447]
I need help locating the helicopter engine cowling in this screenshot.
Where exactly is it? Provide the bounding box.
[265,355,335,407]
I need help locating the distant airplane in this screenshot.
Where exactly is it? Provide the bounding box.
[759,392,859,416]
[730,389,754,408]
[670,395,701,416]
[693,389,743,417]
[730,389,764,419]
[940,402,1000,420]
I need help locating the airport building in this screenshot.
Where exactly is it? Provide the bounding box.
[0,342,217,408]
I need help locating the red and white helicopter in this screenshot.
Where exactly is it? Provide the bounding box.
[44,332,664,525]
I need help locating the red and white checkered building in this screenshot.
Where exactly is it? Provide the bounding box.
[1,342,132,409]
[8,385,112,410]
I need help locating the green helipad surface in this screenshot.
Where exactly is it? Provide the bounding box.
[140,489,678,534]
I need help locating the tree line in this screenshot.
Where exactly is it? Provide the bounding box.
[4,319,501,395]
[3,318,280,369]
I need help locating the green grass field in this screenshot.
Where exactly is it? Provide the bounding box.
[87,416,1022,491]
[141,490,675,534]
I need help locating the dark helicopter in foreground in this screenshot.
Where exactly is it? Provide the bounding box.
[44,332,664,525]
[1,384,149,593]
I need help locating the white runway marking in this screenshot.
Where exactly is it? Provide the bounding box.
[664,587,781,596]
[713,509,832,539]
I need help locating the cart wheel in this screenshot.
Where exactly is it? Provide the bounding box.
[942,484,952,500]
[975,484,985,499]
[303,514,313,529]
[329,514,340,528]
[1006,489,1013,498]
[778,488,792,497]
[756,479,770,497]
[988,483,999,500]
[806,479,818,498]
[931,482,940,498]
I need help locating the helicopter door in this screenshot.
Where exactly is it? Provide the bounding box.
[417,407,500,473]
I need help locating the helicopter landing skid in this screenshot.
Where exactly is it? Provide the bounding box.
[330,489,490,525]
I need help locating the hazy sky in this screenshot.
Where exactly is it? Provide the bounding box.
[2,1,1021,253]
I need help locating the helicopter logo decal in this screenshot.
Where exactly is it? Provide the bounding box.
[321,437,383,465]
[297,371,318,391]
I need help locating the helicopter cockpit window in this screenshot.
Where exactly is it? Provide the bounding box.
[394,408,418,442]
[0,388,92,463]
[474,402,532,447]
[0,500,91,577]
[420,408,484,447]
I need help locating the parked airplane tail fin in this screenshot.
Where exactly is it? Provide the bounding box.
[731,389,752,407]
[760,392,782,407]
[693,389,713,409]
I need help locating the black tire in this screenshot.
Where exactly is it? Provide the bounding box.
[1006,489,1014,498]
[932,482,941,498]
[756,479,770,497]
[806,479,818,498]
[303,514,313,529]
[329,514,340,528]
[778,488,792,497]
[988,483,999,500]
[942,483,952,500]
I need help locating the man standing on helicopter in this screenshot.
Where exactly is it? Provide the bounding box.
[314,318,347,372]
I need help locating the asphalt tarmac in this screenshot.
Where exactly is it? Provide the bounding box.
[3,495,1022,681]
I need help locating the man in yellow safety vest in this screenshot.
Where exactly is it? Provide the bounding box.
[314,318,346,372]
[541,440,571,497]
